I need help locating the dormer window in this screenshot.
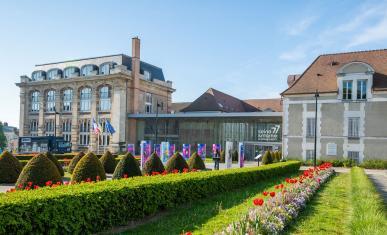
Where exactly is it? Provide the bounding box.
[31,71,46,81]
[81,64,99,76]
[144,70,151,80]
[342,80,353,100]
[64,67,80,78]
[357,80,367,100]
[47,69,62,80]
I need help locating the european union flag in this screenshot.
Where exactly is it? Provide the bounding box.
[105,120,116,135]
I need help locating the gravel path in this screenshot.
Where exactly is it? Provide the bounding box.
[364,169,387,204]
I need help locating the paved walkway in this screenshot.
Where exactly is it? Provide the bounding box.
[364,169,387,203]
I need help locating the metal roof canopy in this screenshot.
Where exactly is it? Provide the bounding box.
[128,112,283,119]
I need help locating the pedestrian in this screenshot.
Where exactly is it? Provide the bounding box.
[213,149,220,170]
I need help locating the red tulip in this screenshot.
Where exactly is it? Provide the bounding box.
[123,174,128,178]
[34,185,39,189]
[270,192,276,197]
[27,181,33,186]
[263,191,269,196]
[253,198,264,206]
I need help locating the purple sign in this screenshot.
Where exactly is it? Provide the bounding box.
[154,144,161,157]
[182,144,191,160]
[169,144,175,157]
[212,144,221,157]
[141,141,151,169]
[127,144,135,156]
[197,144,206,160]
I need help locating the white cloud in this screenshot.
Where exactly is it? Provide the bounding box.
[347,16,387,47]
[279,48,307,61]
[287,16,317,36]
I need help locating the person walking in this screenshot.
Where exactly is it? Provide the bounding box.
[213,149,220,170]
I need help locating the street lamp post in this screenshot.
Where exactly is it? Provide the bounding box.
[314,89,319,168]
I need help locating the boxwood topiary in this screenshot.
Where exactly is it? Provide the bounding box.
[143,152,165,175]
[262,150,273,165]
[165,152,189,173]
[71,152,106,183]
[99,150,116,174]
[187,152,206,170]
[0,151,23,183]
[45,152,64,176]
[15,153,62,188]
[112,152,142,179]
[68,152,85,174]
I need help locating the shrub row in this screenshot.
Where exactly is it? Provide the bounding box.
[292,158,387,169]
[0,161,301,234]
[15,153,120,161]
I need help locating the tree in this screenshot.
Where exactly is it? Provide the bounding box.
[0,122,7,150]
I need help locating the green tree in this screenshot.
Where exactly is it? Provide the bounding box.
[0,122,7,150]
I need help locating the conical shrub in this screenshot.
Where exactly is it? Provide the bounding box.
[112,152,142,179]
[0,151,23,183]
[165,152,189,173]
[187,152,206,170]
[143,152,165,175]
[99,151,116,174]
[16,153,62,188]
[68,152,85,174]
[71,152,106,183]
[262,150,273,165]
[45,152,64,176]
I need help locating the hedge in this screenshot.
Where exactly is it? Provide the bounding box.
[15,153,119,161]
[0,161,300,234]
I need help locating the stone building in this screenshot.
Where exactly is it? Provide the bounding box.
[2,122,19,152]
[282,49,387,163]
[16,38,174,153]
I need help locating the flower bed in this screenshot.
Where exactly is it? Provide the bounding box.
[0,161,300,234]
[218,162,334,234]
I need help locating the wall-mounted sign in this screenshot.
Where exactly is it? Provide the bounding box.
[257,124,281,142]
[327,143,337,156]
[21,138,31,143]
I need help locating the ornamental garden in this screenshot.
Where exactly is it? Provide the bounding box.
[0,150,386,234]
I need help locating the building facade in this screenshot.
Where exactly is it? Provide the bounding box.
[282,50,387,163]
[131,88,283,160]
[16,38,174,153]
[2,122,19,152]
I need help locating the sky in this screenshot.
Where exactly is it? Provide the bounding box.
[1,0,387,127]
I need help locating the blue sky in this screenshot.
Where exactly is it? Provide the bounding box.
[1,0,387,127]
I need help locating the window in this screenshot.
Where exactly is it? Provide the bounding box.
[144,70,151,80]
[99,86,111,111]
[80,88,91,112]
[306,117,315,137]
[46,90,56,112]
[47,69,62,80]
[31,71,46,81]
[357,80,367,100]
[342,80,353,100]
[145,93,152,113]
[63,67,80,78]
[31,91,40,112]
[98,119,110,147]
[81,64,98,76]
[79,119,90,146]
[348,117,360,138]
[63,89,73,112]
[306,150,314,161]
[100,62,116,75]
[29,120,38,135]
[348,151,359,164]
[45,119,55,136]
[62,119,72,142]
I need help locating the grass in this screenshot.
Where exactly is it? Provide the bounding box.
[350,167,387,235]
[121,172,299,235]
[285,173,352,235]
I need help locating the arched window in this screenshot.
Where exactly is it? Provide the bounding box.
[46,90,56,112]
[31,71,46,81]
[99,62,117,75]
[80,87,91,111]
[99,86,111,111]
[63,89,73,112]
[47,69,62,80]
[63,67,80,78]
[81,64,99,76]
[31,91,40,112]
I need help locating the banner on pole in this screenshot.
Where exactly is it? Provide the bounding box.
[197,144,206,160]
[182,144,191,160]
[238,142,244,168]
[169,144,175,157]
[225,141,233,169]
[160,142,170,163]
[127,144,135,156]
[154,144,161,157]
[212,144,221,157]
[140,141,151,169]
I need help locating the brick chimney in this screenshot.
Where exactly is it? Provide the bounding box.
[131,37,141,113]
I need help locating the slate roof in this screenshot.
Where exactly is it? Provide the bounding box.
[243,98,282,112]
[180,88,260,113]
[171,102,191,113]
[282,49,387,95]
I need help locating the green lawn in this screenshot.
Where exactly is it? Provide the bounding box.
[121,173,299,235]
[285,173,352,235]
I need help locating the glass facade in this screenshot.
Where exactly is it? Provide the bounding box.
[136,116,282,160]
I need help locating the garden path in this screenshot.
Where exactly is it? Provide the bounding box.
[364,169,387,203]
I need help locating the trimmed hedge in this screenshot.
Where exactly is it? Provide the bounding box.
[0,151,23,183]
[0,161,300,234]
[165,152,189,173]
[112,153,142,179]
[187,152,206,170]
[71,152,106,183]
[68,152,85,174]
[15,154,62,188]
[99,151,116,174]
[143,152,165,175]
[45,152,64,176]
